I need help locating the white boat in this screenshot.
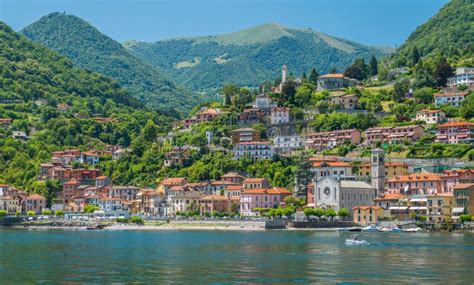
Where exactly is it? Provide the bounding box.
[403,227,423,233]
[389,227,402,233]
[345,238,369,245]
[378,227,391,232]
[361,225,378,232]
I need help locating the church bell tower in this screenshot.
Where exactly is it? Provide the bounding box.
[371,149,385,196]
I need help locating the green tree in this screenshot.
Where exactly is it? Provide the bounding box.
[280,80,298,105]
[131,216,144,225]
[309,68,319,85]
[0,210,7,217]
[338,208,349,220]
[369,56,378,76]
[411,46,420,66]
[27,211,35,217]
[42,209,51,215]
[460,214,472,223]
[413,87,434,104]
[84,204,100,213]
[434,57,454,87]
[325,208,337,220]
[142,119,158,142]
[344,58,370,80]
[460,92,474,119]
[393,78,410,102]
[284,196,305,208]
[55,210,65,216]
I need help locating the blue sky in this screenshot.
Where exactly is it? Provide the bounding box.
[1,0,448,46]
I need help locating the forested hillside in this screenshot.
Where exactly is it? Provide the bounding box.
[125,23,390,91]
[388,0,473,67]
[22,12,206,115]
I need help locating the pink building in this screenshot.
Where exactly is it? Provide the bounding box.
[436,122,474,144]
[240,187,292,216]
[441,169,474,193]
[305,129,361,150]
[365,125,424,144]
[386,173,442,195]
[23,194,47,213]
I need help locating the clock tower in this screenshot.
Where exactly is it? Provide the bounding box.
[371,149,385,196]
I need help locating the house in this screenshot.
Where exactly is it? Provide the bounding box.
[272,135,304,154]
[157,177,188,194]
[98,197,123,212]
[243,178,270,190]
[426,193,453,223]
[415,109,446,124]
[210,180,238,195]
[232,141,274,161]
[62,179,80,204]
[112,149,128,160]
[164,147,189,167]
[225,185,242,198]
[238,108,264,125]
[0,196,21,214]
[374,193,406,216]
[221,172,245,184]
[311,177,376,218]
[0,118,12,128]
[239,187,292,216]
[95,176,111,187]
[364,125,424,145]
[199,195,234,215]
[330,93,359,109]
[441,169,474,193]
[12,131,28,141]
[452,183,474,217]
[230,128,260,145]
[23,194,47,213]
[108,186,140,201]
[434,92,469,107]
[196,108,222,122]
[358,162,409,179]
[253,94,274,110]
[353,206,384,226]
[52,150,82,165]
[270,107,290,125]
[446,67,474,89]
[57,103,70,112]
[317,73,354,91]
[135,189,166,216]
[170,190,205,215]
[310,161,353,180]
[80,151,100,165]
[435,122,474,144]
[386,173,442,195]
[305,129,361,149]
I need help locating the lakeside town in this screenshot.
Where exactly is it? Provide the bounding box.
[2,65,473,232]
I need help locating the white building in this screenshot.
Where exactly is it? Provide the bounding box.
[98,197,123,212]
[415,109,446,124]
[232,141,274,161]
[253,94,274,110]
[447,67,474,89]
[313,177,376,218]
[272,135,303,154]
[310,161,353,180]
[434,92,469,107]
[271,107,290,125]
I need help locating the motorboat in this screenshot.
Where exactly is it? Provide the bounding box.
[361,225,378,232]
[389,227,402,233]
[345,238,369,245]
[378,227,391,232]
[402,227,423,233]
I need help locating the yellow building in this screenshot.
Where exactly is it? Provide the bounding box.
[358,162,409,179]
[426,193,454,223]
[353,206,384,225]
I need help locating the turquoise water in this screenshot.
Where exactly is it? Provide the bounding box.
[0,229,473,283]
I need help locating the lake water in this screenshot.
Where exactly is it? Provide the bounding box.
[0,229,473,283]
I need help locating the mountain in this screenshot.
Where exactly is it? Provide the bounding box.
[22,12,205,114]
[124,23,391,91]
[388,0,473,67]
[0,21,138,107]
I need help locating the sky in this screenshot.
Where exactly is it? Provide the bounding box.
[0,0,448,47]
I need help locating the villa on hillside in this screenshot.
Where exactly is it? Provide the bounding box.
[305,129,361,150]
[230,128,260,144]
[435,122,474,144]
[447,67,474,90]
[364,125,424,145]
[434,92,469,107]
[415,109,446,124]
[330,93,359,109]
[232,141,274,161]
[317,73,354,91]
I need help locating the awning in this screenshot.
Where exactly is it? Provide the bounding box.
[410,207,427,211]
[389,206,408,210]
[452,207,465,214]
[410,198,427,202]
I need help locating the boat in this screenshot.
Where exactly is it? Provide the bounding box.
[85,224,106,230]
[361,225,378,232]
[345,238,369,245]
[348,227,362,232]
[378,227,391,232]
[389,227,402,233]
[403,227,423,233]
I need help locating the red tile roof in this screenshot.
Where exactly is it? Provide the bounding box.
[242,187,291,195]
[387,173,441,182]
[436,121,474,128]
[160,177,187,186]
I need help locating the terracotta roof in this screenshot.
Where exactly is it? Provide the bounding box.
[96,176,109,180]
[160,177,187,186]
[242,187,291,195]
[211,180,237,186]
[353,206,383,210]
[374,193,406,201]
[221,172,244,178]
[226,185,243,191]
[452,183,474,190]
[426,193,453,197]
[319,73,345,79]
[434,92,469,97]
[197,108,221,115]
[436,121,474,128]
[200,195,229,201]
[243,178,267,184]
[64,179,79,185]
[26,194,46,200]
[272,107,290,112]
[312,161,351,168]
[169,185,186,191]
[387,173,441,183]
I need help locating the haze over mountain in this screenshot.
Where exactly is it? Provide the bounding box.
[388,0,473,67]
[124,23,392,91]
[21,12,204,114]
